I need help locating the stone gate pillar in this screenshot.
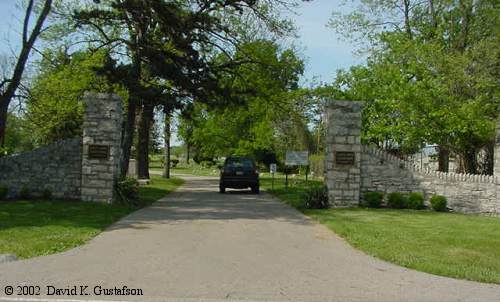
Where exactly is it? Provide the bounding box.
[325,100,363,206]
[81,93,123,203]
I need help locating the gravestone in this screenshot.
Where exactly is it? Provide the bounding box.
[81,93,123,203]
[325,100,363,206]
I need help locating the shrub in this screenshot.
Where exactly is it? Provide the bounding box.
[362,191,384,208]
[303,185,329,209]
[407,192,425,209]
[19,186,31,200]
[41,188,53,200]
[430,195,447,212]
[115,177,140,207]
[0,186,8,200]
[200,160,215,168]
[387,192,408,209]
[170,158,179,168]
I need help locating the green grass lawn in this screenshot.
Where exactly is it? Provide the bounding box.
[0,176,183,259]
[260,175,500,284]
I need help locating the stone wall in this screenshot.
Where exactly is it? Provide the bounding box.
[0,138,82,199]
[361,146,499,215]
[326,100,500,215]
[0,93,123,203]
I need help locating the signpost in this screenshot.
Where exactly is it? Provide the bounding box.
[285,151,309,187]
[270,163,277,190]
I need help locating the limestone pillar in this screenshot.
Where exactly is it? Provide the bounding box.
[325,100,363,206]
[81,93,123,203]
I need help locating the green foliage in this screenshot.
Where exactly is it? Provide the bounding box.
[3,114,35,154]
[19,186,31,200]
[115,178,140,207]
[178,40,306,162]
[362,191,384,208]
[303,185,329,209]
[0,186,8,200]
[26,50,127,145]
[430,195,448,212]
[330,0,500,170]
[170,158,179,168]
[387,192,408,209]
[309,154,324,178]
[41,188,53,200]
[199,160,215,168]
[408,192,425,210]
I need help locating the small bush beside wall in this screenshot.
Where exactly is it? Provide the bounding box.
[363,191,384,208]
[430,195,447,212]
[0,186,8,200]
[115,177,140,207]
[387,192,408,209]
[303,185,329,209]
[41,188,53,200]
[408,192,425,209]
[19,186,31,200]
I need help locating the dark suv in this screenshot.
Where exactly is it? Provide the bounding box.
[219,157,259,194]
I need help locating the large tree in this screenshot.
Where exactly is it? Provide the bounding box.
[0,0,53,149]
[178,39,306,163]
[73,0,304,178]
[330,0,499,173]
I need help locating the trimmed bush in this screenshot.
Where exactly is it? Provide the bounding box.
[363,191,384,208]
[387,192,408,209]
[170,158,179,168]
[407,192,425,209]
[19,186,31,200]
[41,188,53,200]
[0,186,8,200]
[430,195,447,212]
[303,185,329,209]
[115,177,140,207]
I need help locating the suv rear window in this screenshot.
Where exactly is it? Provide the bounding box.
[225,158,255,170]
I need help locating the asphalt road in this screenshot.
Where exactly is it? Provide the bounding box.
[0,175,499,302]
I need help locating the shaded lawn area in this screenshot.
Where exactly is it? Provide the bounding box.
[260,175,500,284]
[0,176,183,259]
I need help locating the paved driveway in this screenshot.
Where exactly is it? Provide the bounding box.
[0,175,499,302]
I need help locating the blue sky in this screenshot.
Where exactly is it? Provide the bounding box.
[0,0,362,84]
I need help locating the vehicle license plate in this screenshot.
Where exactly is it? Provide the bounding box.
[236,171,244,176]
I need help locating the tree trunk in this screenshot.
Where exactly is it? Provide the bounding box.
[136,103,154,179]
[0,0,52,147]
[458,148,477,174]
[0,99,8,149]
[186,143,190,164]
[403,0,412,39]
[483,142,494,175]
[163,108,171,178]
[437,146,450,172]
[119,98,137,178]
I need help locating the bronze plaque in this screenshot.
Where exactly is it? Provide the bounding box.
[335,151,355,165]
[88,144,110,159]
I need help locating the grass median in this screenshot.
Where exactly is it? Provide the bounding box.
[0,176,183,259]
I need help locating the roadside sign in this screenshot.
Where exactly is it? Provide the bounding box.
[270,163,277,174]
[285,151,309,166]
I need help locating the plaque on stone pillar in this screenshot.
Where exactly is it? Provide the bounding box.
[88,144,110,159]
[335,151,355,165]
